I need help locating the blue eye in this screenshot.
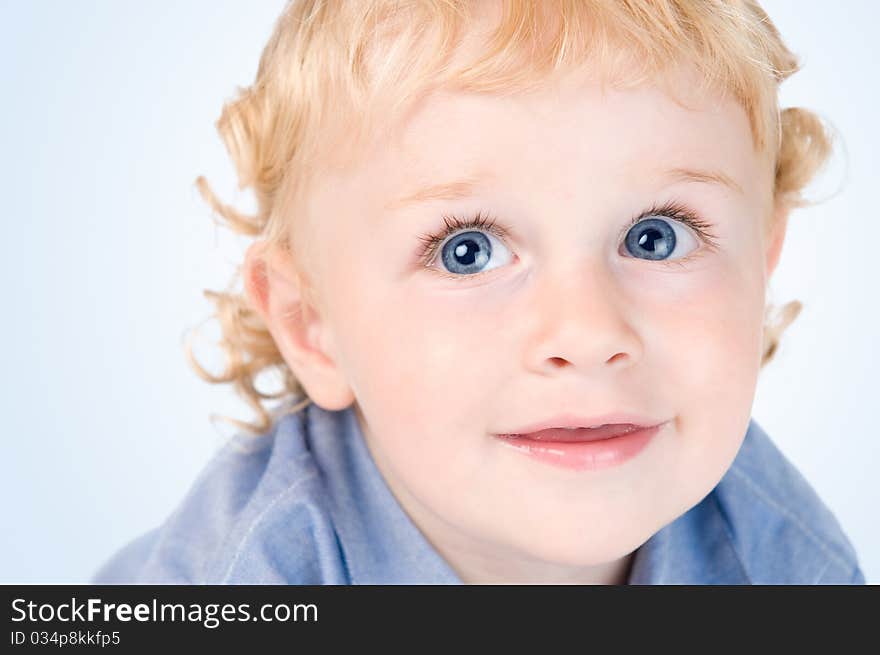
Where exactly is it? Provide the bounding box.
[438,230,512,275]
[622,216,700,261]
[416,212,513,278]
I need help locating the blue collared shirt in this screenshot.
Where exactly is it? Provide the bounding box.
[92,402,865,584]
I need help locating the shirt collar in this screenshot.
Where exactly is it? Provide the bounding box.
[309,404,463,584]
[626,491,751,584]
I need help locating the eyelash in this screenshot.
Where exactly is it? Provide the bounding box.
[415,201,721,277]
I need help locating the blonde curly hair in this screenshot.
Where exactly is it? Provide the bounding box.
[186,0,832,436]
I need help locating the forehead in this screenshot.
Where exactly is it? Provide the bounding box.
[308,60,772,228]
[332,66,771,213]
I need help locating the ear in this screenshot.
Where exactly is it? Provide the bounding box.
[242,240,355,411]
[764,201,790,279]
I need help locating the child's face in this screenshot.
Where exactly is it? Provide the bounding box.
[265,64,785,581]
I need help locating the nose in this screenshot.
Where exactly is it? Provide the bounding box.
[521,259,643,375]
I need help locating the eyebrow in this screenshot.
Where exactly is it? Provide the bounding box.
[663,167,744,195]
[386,174,492,211]
[388,166,743,210]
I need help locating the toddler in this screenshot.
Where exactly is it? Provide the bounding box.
[94,0,864,584]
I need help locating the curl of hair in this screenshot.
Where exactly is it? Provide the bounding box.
[760,105,833,368]
[185,0,834,436]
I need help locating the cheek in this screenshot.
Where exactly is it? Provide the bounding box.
[632,255,766,490]
[656,265,763,396]
[328,280,498,498]
[329,270,497,429]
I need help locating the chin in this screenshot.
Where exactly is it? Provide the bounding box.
[501,518,655,570]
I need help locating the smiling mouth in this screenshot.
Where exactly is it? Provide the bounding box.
[492,422,666,471]
[497,424,653,443]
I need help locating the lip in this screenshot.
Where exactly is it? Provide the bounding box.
[499,412,665,436]
[493,420,668,472]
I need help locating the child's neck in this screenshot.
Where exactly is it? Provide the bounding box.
[428,528,636,585]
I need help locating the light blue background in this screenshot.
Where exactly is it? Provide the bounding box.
[1,1,877,583]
